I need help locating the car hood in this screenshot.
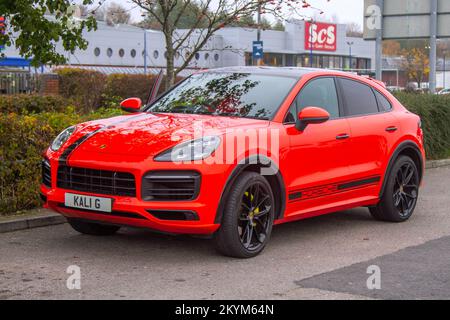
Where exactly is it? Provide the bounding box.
[69,112,269,157]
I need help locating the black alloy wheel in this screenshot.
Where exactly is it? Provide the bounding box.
[214,172,275,258]
[393,162,419,217]
[238,182,273,251]
[370,155,420,222]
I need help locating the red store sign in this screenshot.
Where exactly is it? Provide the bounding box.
[305,22,337,52]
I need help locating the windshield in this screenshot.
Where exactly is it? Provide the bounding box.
[146,72,298,120]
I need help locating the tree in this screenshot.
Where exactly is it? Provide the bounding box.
[131,0,318,89]
[93,5,107,21]
[346,22,362,38]
[383,40,401,56]
[139,1,210,30]
[229,14,257,28]
[437,40,450,58]
[259,17,272,30]
[0,0,96,67]
[105,2,131,26]
[402,48,430,88]
[78,4,90,18]
[273,20,285,31]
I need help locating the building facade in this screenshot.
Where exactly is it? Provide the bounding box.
[2,18,375,76]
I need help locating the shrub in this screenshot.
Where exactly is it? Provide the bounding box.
[103,74,156,103]
[0,107,123,215]
[56,68,183,110]
[56,68,106,111]
[395,92,450,159]
[0,94,73,114]
[102,73,184,106]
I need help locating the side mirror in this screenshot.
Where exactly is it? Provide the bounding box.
[120,97,142,113]
[296,106,330,131]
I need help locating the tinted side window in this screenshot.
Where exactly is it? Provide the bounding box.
[297,78,340,119]
[374,91,392,111]
[339,78,379,116]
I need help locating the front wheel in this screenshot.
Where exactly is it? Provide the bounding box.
[370,155,420,222]
[214,172,275,258]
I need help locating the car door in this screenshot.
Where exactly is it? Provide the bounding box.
[336,77,400,195]
[283,77,353,217]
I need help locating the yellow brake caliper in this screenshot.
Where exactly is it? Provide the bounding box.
[244,191,258,226]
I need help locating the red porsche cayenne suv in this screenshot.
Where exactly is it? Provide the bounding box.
[41,67,425,258]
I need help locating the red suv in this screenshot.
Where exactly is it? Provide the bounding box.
[41,67,425,258]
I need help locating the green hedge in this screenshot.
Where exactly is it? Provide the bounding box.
[56,68,183,110]
[0,107,123,215]
[56,68,107,112]
[0,94,73,114]
[395,92,450,159]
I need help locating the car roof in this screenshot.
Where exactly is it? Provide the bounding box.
[201,66,348,79]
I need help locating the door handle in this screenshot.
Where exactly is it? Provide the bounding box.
[385,126,398,132]
[336,133,350,140]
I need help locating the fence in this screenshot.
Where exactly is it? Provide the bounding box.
[0,69,38,94]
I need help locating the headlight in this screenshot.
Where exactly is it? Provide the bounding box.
[51,126,76,151]
[155,136,221,162]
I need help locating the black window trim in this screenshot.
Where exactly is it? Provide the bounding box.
[283,76,343,125]
[335,76,394,119]
[373,87,393,112]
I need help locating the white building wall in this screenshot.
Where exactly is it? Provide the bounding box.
[2,18,376,73]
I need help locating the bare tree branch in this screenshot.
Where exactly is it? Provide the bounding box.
[128,0,325,89]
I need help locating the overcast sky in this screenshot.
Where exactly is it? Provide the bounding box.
[83,0,365,26]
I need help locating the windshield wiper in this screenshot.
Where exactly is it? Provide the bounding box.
[215,113,269,121]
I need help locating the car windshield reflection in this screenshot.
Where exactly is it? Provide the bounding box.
[146,72,298,120]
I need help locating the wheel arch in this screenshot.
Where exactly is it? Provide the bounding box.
[214,155,286,224]
[380,140,424,199]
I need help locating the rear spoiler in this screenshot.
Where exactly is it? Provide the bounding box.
[361,75,387,88]
[369,78,387,88]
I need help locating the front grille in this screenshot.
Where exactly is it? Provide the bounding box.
[142,171,201,201]
[57,165,136,197]
[42,159,51,188]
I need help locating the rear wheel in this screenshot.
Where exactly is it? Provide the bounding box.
[68,219,120,236]
[214,172,275,258]
[370,155,419,222]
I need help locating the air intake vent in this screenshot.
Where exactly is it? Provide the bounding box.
[147,210,199,221]
[42,159,51,188]
[57,165,136,197]
[142,171,201,201]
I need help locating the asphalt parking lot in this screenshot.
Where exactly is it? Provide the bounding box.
[1,166,450,300]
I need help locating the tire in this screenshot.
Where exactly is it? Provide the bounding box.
[68,219,120,236]
[214,171,275,258]
[370,155,420,222]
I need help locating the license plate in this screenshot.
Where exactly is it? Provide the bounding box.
[64,193,112,213]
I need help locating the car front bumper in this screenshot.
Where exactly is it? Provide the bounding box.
[41,154,233,235]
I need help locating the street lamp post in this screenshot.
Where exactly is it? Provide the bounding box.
[309,19,315,68]
[143,29,147,75]
[444,50,447,89]
[347,41,354,71]
[256,1,262,66]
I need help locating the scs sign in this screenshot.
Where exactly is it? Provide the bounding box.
[305,22,337,52]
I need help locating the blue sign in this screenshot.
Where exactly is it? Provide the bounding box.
[0,57,32,67]
[252,41,263,60]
